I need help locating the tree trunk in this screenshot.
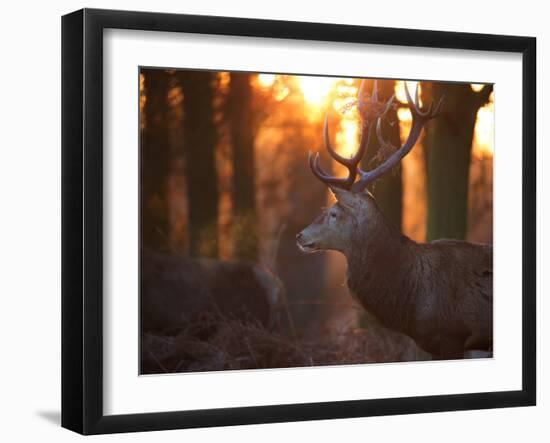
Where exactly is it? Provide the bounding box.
[273,111,328,332]
[228,73,258,261]
[362,79,402,229]
[141,69,171,250]
[424,83,492,241]
[178,70,219,258]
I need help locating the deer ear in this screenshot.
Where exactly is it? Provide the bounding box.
[329,186,359,208]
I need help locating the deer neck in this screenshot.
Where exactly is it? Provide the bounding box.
[344,210,419,333]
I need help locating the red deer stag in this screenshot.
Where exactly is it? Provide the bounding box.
[296,80,492,359]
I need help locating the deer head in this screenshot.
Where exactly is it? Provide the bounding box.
[296,80,443,255]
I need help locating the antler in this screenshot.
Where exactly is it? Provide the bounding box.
[350,83,443,192]
[308,112,370,189]
[308,80,393,190]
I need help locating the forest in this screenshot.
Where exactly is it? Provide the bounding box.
[139,69,494,374]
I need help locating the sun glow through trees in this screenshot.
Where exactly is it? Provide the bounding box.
[257,73,493,159]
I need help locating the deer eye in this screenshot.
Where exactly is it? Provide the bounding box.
[330,212,337,219]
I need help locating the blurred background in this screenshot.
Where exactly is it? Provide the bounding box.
[139,69,493,372]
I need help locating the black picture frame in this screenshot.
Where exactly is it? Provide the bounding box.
[62,8,536,435]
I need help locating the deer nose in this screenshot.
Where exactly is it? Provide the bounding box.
[296,232,302,241]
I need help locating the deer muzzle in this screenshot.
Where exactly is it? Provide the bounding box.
[296,231,318,253]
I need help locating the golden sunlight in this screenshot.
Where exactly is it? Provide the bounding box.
[336,117,360,159]
[395,81,419,123]
[473,92,494,155]
[273,85,290,102]
[395,81,420,104]
[258,73,276,88]
[298,76,339,106]
[471,83,485,92]
[328,115,360,200]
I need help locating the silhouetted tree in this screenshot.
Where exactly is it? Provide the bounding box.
[141,69,172,250]
[273,85,334,331]
[178,70,219,258]
[228,73,258,261]
[423,83,492,241]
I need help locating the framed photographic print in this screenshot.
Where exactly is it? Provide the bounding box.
[61,8,536,435]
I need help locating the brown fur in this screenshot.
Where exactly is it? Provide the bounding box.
[298,189,492,359]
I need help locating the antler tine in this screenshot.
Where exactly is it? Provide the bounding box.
[309,112,371,190]
[404,82,426,117]
[375,118,396,152]
[308,151,354,187]
[406,82,443,119]
[358,79,368,103]
[323,114,364,167]
[432,95,445,117]
[351,82,443,192]
[381,93,396,116]
[371,79,378,102]
[323,114,348,165]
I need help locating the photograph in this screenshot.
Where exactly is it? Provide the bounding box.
[138,69,495,375]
